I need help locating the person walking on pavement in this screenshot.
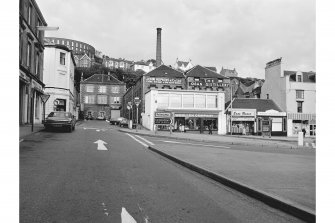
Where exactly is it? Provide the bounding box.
[208,123,213,135]
[302,128,306,137]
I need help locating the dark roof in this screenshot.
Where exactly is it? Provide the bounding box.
[145,65,185,78]
[186,65,225,78]
[284,71,316,83]
[226,98,282,112]
[205,67,217,72]
[82,74,124,85]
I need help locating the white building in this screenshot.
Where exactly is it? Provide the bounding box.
[142,89,227,135]
[131,60,155,73]
[261,58,316,136]
[174,58,194,72]
[43,44,77,118]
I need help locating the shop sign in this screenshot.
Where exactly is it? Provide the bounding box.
[146,77,182,85]
[175,113,218,118]
[231,117,255,121]
[155,118,172,125]
[19,71,29,82]
[31,79,43,92]
[189,78,225,87]
[231,110,255,117]
[155,112,172,118]
[110,105,120,110]
[257,110,286,116]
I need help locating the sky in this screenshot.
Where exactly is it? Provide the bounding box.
[37,0,315,79]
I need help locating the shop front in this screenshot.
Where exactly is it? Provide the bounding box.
[173,113,218,133]
[257,110,287,136]
[228,109,256,135]
[287,113,316,137]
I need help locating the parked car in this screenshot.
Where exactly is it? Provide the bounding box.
[119,118,129,128]
[97,115,106,120]
[44,111,76,132]
[85,114,93,120]
[110,117,123,125]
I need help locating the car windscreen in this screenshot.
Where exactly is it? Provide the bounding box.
[47,112,71,118]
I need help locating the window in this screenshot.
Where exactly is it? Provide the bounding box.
[57,40,60,44]
[80,43,82,48]
[218,79,223,83]
[37,19,42,39]
[206,95,217,108]
[157,93,169,108]
[27,42,32,67]
[76,43,78,47]
[194,77,200,82]
[97,95,107,104]
[266,94,269,99]
[35,52,39,76]
[19,29,23,64]
[194,94,206,108]
[72,42,74,46]
[62,40,64,45]
[296,90,304,99]
[297,101,303,113]
[99,86,107,93]
[84,95,95,104]
[110,96,120,104]
[67,41,69,45]
[86,85,94,92]
[297,75,302,82]
[120,62,124,67]
[111,86,119,93]
[183,94,194,108]
[28,3,32,25]
[60,52,66,65]
[170,94,182,108]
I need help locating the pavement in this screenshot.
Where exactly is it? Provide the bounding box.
[19,123,45,139]
[119,127,316,222]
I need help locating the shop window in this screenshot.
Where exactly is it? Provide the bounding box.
[170,94,182,108]
[194,94,206,108]
[60,52,66,65]
[296,90,304,99]
[206,95,217,108]
[297,101,303,113]
[86,85,94,92]
[272,118,283,131]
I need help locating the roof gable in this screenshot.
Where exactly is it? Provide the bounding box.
[228,98,282,112]
[186,65,225,79]
[82,73,124,85]
[145,65,185,78]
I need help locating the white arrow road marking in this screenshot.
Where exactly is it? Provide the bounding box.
[96,129,100,132]
[121,207,137,223]
[134,135,154,145]
[160,140,230,149]
[84,127,98,130]
[94,139,108,150]
[126,133,148,147]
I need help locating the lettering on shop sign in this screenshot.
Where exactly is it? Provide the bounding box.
[146,77,182,85]
[232,111,255,117]
[189,78,225,87]
[175,113,218,118]
[155,118,172,125]
[155,112,172,118]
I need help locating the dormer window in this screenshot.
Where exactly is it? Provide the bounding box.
[297,73,302,82]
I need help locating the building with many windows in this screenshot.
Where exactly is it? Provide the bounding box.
[43,44,77,118]
[80,73,126,120]
[19,0,48,125]
[261,58,316,136]
[103,56,133,71]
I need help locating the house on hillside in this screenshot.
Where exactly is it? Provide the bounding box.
[80,73,126,120]
[174,58,194,72]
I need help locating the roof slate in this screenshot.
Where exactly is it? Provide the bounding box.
[82,73,124,85]
[227,98,282,112]
[186,65,225,78]
[145,65,185,78]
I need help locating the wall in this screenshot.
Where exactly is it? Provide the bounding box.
[261,63,287,111]
[285,78,316,114]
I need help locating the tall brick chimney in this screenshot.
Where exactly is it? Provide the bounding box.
[156,28,162,67]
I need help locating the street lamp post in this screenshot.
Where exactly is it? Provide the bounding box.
[134,97,141,132]
[127,101,133,129]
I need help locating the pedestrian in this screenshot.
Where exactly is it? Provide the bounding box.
[302,128,306,137]
[209,123,213,135]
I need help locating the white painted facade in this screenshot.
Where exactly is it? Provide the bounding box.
[261,59,316,136]
[132,62,155,73]
[43,45,76,118]
[143,89,227,135]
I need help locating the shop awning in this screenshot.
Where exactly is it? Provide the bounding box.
[287,113,316,121]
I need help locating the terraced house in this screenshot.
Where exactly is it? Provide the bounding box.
[19,0,48,125]
[80,73,126,120]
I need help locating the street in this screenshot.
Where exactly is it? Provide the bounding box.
[20,121,303,223]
